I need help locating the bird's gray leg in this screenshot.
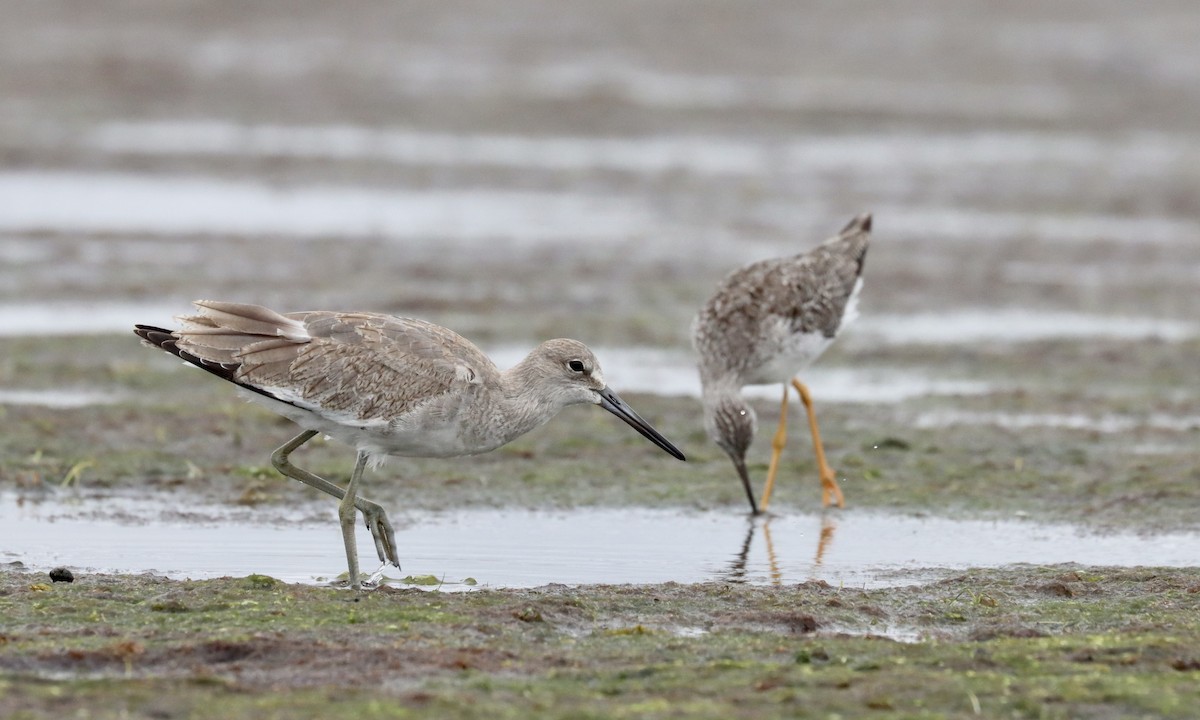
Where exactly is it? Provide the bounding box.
[270,431,401,570]
[339,452,368,589]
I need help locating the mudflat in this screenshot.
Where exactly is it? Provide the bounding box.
[2,0,1199,716]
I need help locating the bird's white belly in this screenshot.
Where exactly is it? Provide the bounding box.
[745,329,835,385]
[240,389,485,459]
[744,278,861,386]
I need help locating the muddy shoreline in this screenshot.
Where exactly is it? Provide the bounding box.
[4,566,1200,718]
[3,0,1200,716]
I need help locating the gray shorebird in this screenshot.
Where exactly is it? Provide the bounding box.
[693,213,871,514]
[136,301,685,588]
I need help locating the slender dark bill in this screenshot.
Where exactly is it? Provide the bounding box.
[598,387,687,461]
[730,454,761,515]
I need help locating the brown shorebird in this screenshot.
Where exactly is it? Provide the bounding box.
[693,213,872,514]
[136,301,685,588]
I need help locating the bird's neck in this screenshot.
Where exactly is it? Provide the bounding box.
[698,370,742,402]
[489,361,562,444]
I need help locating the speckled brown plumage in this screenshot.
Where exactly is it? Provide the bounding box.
[694,213,871,386]
[693,213,872,514]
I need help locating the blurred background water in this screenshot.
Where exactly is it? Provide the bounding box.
[1,0,1197,335]
[1,1,1198,584]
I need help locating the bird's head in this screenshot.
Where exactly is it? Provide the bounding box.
[522,339,686,461]
[705,392,757,465]
[703,389,760,513]
[524,338,607,406]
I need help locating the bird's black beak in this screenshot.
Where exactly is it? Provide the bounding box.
[730,453,761,515]
[598,387,686,461]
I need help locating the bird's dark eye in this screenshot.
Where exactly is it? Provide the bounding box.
[568,360,586,373]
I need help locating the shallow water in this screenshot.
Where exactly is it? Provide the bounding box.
[4,171,1198,251]
[915,409,1200,433]
[851,310,1200,345]
[0,389,122,408]
[4,298,1195,347]
[84,121,1197,177]
[0,172,654,242]
[4,494,1198,589]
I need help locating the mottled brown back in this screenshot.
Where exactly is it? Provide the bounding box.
[138,301,498,421]
[694,213,871,380]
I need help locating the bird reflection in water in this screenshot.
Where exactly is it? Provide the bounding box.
[724,514,839,584]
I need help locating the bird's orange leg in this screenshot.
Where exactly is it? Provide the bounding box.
[792,378,845,508]
[759,384,791,511]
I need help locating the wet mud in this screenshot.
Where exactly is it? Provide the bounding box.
[4,566,1200,718]
[2,0,1199,716]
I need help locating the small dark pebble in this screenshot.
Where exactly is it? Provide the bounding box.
[49,567,75,583]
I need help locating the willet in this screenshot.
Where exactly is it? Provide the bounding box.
[693,213,871,514]
[136,301,686,588]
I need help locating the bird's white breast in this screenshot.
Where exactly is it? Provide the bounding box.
[745,325,836,385]
[744,277,862,386]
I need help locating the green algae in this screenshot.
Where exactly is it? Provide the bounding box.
[3,567,1200,718]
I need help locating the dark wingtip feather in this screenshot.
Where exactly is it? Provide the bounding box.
[134,324,290,405]
[839,213,872,277]
[134,323,241,385]
[134,324,176,349]
[841,211,872,235]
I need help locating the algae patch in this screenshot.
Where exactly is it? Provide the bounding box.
[3,567,1200,718]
